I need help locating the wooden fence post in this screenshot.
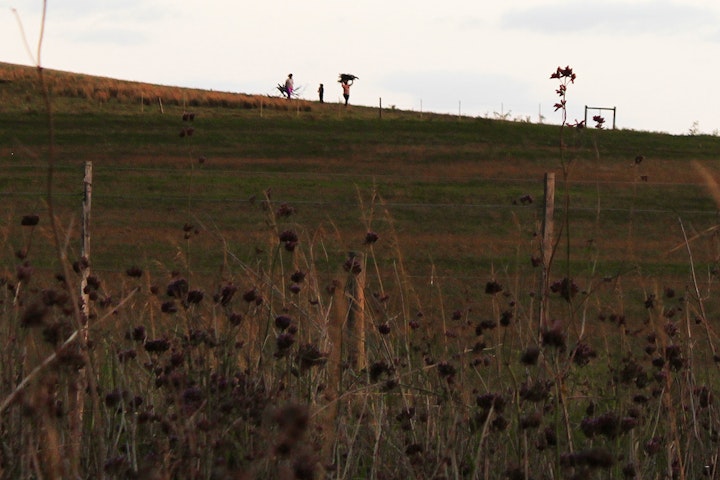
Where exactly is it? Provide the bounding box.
[539,172,555,330]
[320,253,367,466]
[69,161,92,477]
[345,252,367,371]
[81,161,92,319]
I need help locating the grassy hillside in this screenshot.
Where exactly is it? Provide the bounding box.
[3,62,720,478]
[3,62,720,300]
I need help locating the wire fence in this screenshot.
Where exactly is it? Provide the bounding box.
[4,163,720,287]
[3,163,720,216]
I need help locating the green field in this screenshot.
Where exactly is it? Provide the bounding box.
[3,62,720,479]
[4,69,720,313]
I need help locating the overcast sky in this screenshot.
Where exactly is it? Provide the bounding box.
[2,0,719,134]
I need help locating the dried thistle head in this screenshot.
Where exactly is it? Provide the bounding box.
[21,214,39,226]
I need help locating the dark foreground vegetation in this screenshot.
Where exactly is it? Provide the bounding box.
[2,62,720,479]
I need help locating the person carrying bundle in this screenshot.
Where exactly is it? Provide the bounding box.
[338,73,358,106]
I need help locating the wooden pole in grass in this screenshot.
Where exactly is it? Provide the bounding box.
[320,253,367,467]
[539,172,555,330]
[71,161,92,477]
[346,252,367,371]
[81,161,92,319]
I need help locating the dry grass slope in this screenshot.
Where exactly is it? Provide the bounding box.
[0,62,309,112]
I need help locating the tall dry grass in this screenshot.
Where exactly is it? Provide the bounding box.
[3,52,720,480]
[4,163,720,479]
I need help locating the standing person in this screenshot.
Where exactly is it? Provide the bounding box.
[284,73,294,99]
[341,79,352,106]
[318,83,324,103]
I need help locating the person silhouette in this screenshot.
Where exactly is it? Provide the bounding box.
[341,79,352,106]
[284,73,294,99]
[318,83,324,103]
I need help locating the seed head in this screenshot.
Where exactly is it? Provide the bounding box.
[343,255,362,274]
[105,389,123,408]
[644,294,655,309]
[21,302,47,327]
[126,266,143,278]
[117,349,137,363]
[520,380,553,402]
[297,343,327,370]
[369,360,392,382]
[485,281,502,294]
[541,321,566,350]
[519,411,542,430]
[72,257,89,274]
[276,333,295,352]
[665,344,684,370]
[695,385,713,408]
[550,277,578,302]
[166,278,188,298]
[476,393,505,412]
[275,315,292,331]
[21,214,40,226]
[622,463,637,478]
[437,361,456,379]
[643,437,663,455]
[131,325,146,342]
[161,301,178,314]
[279,230,298,242]
[405,443,423,456]
[186,290,204,304]
[520,346,540,365]
[242,288,258,303]
[290,270,306,283]
[364,231,379,244]
[571,342,597,366]
[228,312,243,326]
[560,448,614,469]
[377,323,391,335]
[16,262,33,282]
[276,203,295,218]
[144,338,170,353]
[217,283,237,305]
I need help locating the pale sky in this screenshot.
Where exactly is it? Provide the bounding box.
[2,0,719,135]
